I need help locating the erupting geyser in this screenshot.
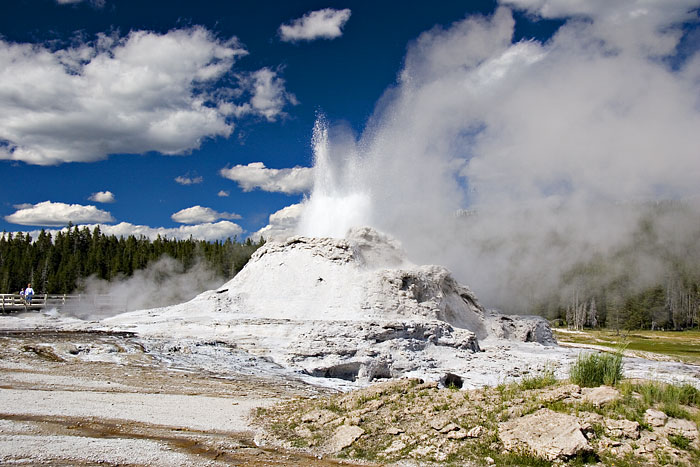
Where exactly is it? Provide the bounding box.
[297,118,372,238]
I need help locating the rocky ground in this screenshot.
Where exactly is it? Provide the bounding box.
[1,326,699,465]
[257,377,700,466]
[0,330,367,466]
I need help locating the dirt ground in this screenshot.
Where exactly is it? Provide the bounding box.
[0,330,371,466]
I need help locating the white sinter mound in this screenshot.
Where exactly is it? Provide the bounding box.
[104,227,556,385]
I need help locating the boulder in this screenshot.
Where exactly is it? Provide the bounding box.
[644,408,667,427]
[484,311,557,345]
[582,386,620,407]
[604,418,640,439]
[665,418,699,441]
[498,408,591,460]
[325,425,365,453]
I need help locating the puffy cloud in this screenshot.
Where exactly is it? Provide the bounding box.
[251,203,303,241]
[0,27,295,165]
[4,201,114,226]
[171,205,241,224]
[217,190,230,197]
[11,221,243,242]
[88,190,115,203]
[279,8,352,42]
[175,175,203,185]
[220,162,313,194]
[231,68,298,121]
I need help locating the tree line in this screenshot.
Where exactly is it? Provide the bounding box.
[533,203,700,331]
[0,225,264,294]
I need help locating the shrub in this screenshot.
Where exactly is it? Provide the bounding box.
[570,348,624,387]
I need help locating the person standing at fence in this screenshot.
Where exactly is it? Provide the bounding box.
[19,288,25,302]
[24,283,34,305]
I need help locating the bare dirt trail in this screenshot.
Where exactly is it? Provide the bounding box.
[0,330,369,466]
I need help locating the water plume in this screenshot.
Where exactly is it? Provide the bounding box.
[297,117,372,238]
[295,4,700,314]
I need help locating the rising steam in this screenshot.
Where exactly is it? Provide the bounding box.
[297,3,700,313]
[66,256,225,319]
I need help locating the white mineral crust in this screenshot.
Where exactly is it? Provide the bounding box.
[99,227,559,386]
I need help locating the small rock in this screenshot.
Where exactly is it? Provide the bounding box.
[384,439,406,454]
[485,456,495,464]
[386,426,403,435]
[294,426,313,438]
[430,418,450,431]
[604,418,640,439]
[302,409,338,425]
[325,425,365,453]
[578,411,604,434]
[467,425,484,438]
[439,423,459,434]
[414,381,439,391]
[447,430,468,439]
[644,408,667,427]
[541,384,581,403]
[582,386,621,407]
[347,416,362,426]
[410,445,435,458]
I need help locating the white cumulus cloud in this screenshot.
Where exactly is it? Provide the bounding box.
[175,175,204,185]
[220,162,313,194]
[231,68,298,121]
[217,190,230,197]
[171,205,241,224]
[4,201,115,226]
[251,203,303,241]
[88,191,115,203]
[11,221,243,242]
[279,8,352,42]
[0,27,296,165]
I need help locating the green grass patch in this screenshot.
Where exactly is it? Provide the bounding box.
[569,348,624,387]
[621,380,700,421]
[520,369,557,390]
[669,433,691,450]
[555,328,700,364]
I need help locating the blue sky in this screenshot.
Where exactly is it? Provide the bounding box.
[1,0,699,244]
[0,0,490,238]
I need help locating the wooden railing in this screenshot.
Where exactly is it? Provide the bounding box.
[0,294,126,313]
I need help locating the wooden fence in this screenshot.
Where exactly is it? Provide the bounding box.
[0,294,126,313]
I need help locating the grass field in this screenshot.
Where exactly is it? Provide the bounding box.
[554,328,700,364]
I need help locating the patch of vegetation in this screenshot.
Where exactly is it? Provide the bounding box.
[520,369,557,390]
[569,347,624,387]
[492,450,553,466]
[621,380,700,422]
[669,433,691,450]
[555,329,700,365]
[325,401,346,414]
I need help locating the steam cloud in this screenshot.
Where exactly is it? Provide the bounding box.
[298,4,700,313]
[66,256,225,319]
